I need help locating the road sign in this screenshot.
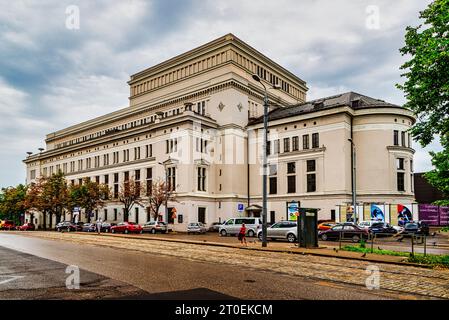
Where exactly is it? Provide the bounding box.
[237,203,244,212]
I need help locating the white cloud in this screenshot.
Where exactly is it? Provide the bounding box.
[0,0,441,186]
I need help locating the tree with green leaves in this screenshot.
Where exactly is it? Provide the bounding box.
[397,0,449,146]
[69,178,110,222]
[397,0,449,203]
[424,135,449,205]
[0,184,28,225]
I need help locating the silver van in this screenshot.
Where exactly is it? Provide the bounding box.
[219,217,262,237]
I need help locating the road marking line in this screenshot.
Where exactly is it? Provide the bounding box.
[0,276,25,285]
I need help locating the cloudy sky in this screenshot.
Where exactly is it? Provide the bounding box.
[0,0,441,186]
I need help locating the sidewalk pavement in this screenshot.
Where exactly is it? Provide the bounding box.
[89,232,434,269]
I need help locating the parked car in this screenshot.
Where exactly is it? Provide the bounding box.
[219,217,262,237]
[317,222,335,231]
[368,222,397,236]
[0,220,16,230]
[100,222,116,233]
[403,221,430,236]
[16,223,35,231]
[187,222,207,234]
[319,224,369,242]
[55,221,82,232]
[143,221,168,234]
[82,223,97,232]
[209,222,222,232]
[111,222,143,234]
[257,221,297,243]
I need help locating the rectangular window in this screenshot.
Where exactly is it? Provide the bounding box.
[266,140,271,155]
[303,134,309,149]
[287,162,296,174]
[30,170,36,179]
[287,175,296,193]
[114,208,118,221]
[134,147,140,160]
[283,137,290,153]
[307,174,316,192]
[198,207,206,224]
[269,177,277,194]
[292,136,299,151]
[146,144,152,158]
[312,133,319,148]
[393,130,399,146]
[103,154,109,166]
[168,167,176,191]
[401,131,406,146]
[104,209,108,221]
[306,159,316,172]
[146,168,153,196]
[197,167,206,191]
[397,172,405,191]
[104,174,109,185]
[273,139,280,154]
[397,158,404,170]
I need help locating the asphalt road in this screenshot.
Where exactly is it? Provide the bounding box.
[0,233,419,300]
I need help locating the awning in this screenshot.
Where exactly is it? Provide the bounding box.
[245,204,262,212]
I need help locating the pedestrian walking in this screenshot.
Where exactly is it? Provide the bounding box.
[96,218,103,235]
[238,223,247,246]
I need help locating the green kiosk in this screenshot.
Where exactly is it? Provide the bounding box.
[287,201,319,248]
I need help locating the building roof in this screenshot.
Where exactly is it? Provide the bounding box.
[248,91,404,125]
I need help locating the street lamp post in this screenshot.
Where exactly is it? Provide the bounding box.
[348,138,357,223]
[252,74,279,248]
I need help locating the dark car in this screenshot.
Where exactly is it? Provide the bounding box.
[82,223,97,232]
[111,222,143,234]
[17,223,35,231]
[319,224,369,242]
[369,222,398,236]
[55,221,82,232]
[403,221,430,236]
[100,222,116,233]
[209,222,222,232]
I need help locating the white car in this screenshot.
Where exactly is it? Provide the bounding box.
[187,222,207,234]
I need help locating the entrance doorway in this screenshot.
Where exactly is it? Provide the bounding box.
[198,207,206,224]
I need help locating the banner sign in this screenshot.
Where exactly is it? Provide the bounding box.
[418,204,440,226]
[440,207,449,226]
[287,201,299,221]
[397,204,413,226]
[370,204,385,221]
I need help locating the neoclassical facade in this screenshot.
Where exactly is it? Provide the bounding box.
[23,34,416,230]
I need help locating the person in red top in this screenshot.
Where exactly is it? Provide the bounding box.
[238,223,247,246]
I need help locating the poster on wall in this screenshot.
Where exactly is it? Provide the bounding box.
[370,204,385,221]
[397,204,413,226]
[287,201,299,221]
